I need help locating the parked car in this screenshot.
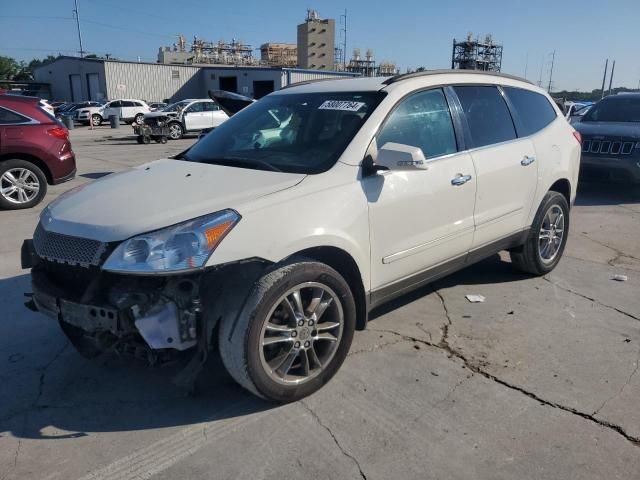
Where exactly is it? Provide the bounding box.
[0,95,75,209]
[23,71,580,401]
[148,102,167,111]
[76,99,149,126]
[39,99,55,116]
[58,101,102,121]
[565,102,593,124]
[573,93,640,182]
[145,99,229,139]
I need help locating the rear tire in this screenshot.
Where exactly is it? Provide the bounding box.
[91,114,102,126]
[510,191,569,275]
[218,259,356,402]
[134,114,144,125]
[0,159,48,210]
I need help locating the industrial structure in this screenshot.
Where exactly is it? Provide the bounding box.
[297,10,336,70]
[451,33,503,72]
[260,43,298,67]
[33,56,358,102]
[158,35,258,66]
[346,49,398,77]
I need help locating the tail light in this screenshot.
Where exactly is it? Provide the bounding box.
[47,127,69,140]
[572,130,582,144]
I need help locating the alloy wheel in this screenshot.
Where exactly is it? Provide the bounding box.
[259,282,344,385]
[0,168,40,204]
[538,204,565,263]
[169,124,182,139]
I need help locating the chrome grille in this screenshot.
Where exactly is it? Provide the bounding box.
[583,138,635,155]
[33,223,106,267]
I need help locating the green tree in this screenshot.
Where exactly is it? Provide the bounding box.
[0,56,19,80]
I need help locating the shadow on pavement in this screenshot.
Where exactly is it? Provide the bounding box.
[370,254,531,321]
[0,273,274,440]
[80,172,113,180]
[576,179,640,206]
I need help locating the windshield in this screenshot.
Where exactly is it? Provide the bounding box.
[583,97,640,122]
[182,91,385,174]
[162,100,190,112]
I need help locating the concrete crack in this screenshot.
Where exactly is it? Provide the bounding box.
[347,338,405,357]
[0,414,25,480]
[593,347,640,416]
[34,341,69,406]
[579,233,640,266]
[543,276,639,322]
[300,401,368,480]
[371,305,640,448]
[432,286,452,346]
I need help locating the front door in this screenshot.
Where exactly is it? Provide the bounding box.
[184,102,208,131]
[365,88,477,298]
[453,85,538,247]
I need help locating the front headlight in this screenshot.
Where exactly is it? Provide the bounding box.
[102,210,240,273]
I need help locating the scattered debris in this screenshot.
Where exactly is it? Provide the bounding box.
[507,311,514,315]
[462,315,472,318]
[612,274,628,282]
[465,294,486,303]
[413,344,421,350]
[623,338,631,343]
[431,372,439,377]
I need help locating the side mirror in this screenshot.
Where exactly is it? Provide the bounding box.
[375,142,429,171]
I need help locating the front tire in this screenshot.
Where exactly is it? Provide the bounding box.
[0,159,47,210]
[168,122,183,140]
[219,259,356,402]
[91,114,102,126]
[134,114,144,125]
[510,191,569,275]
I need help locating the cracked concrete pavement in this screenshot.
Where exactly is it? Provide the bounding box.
[1,127,640,479]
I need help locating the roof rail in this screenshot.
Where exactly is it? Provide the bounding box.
[281,76,351,90]
[382,69,533,86]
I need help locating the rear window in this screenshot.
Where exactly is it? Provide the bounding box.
[0,106,30,124]
[503,87,557,136]
[583,97,640,123]
[454,86,517,148]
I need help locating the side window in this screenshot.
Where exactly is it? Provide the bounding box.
[377,88,457,158]
[0,107,30,124]
[186,102,204,113]
[503,87,557,136]
[202,102,217,112]
[121,101,135,107]
[454,86,517,148]
[109,101,122,108]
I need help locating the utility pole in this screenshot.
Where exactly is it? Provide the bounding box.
[547,50,555,93]
[524,52,528,79]
[340,9,347,70]
[607,60,616,96]
[600,59,609,99]
[73,0,85,58]
[537,55,544,87]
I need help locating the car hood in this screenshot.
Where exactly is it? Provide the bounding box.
[574,121,640,138]
[42,159,306,242]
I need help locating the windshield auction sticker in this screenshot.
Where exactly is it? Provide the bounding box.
[318,100,366,112]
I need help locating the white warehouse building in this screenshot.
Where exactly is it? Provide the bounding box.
[34,56,359,103]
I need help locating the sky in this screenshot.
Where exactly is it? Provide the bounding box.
[1,0,639,91]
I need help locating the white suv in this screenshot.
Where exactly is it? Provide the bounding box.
[145,99,230,139]
[76,99,150,126]
[23,71,580,402]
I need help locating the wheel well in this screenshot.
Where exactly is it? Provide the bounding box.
[293,246,368,331]
[549,178,571,205]
[0,153,53,184]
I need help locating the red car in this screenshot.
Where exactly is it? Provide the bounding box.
[0,95,76,209]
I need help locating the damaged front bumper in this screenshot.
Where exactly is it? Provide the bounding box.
[22,239,267,364]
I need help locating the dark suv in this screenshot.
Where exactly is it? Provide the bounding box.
[574,93,640,182]
[0,95,76,209]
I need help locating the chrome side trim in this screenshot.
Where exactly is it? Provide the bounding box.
[382,225,474,264]
[475,207,523,229]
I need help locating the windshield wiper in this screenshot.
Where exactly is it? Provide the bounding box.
[203,156,283,172]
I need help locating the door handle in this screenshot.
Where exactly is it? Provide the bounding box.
[521,155,536,166]
[451,173,472,186]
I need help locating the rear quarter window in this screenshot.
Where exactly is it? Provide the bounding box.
[503,87,557,136]
[0,106,30,124]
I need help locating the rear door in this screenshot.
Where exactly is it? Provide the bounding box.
[120,101,136,120]
[207,102,229,127]
[453,85,538,248]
